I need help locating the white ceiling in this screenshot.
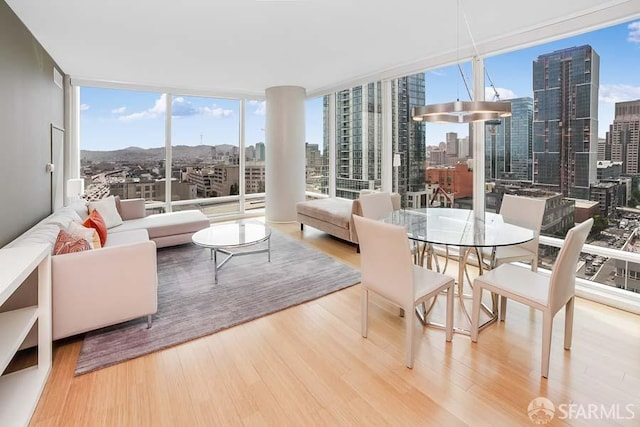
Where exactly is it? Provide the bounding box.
[6,0,640,98]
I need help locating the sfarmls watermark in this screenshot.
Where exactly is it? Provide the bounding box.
[528,397,638,424]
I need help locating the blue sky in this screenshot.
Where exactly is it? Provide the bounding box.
[81,19,640,151]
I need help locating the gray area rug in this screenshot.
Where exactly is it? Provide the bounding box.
[75,229,361,375]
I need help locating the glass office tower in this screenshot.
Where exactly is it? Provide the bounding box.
[485,97,533,181]
[323,74,426,200]
[532,45,599,199]
[392,74,426,196]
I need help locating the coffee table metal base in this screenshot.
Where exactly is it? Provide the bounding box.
[210,240,271,284]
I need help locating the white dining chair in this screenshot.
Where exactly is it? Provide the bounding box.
[359,191,394,220]
[488,194,547,320]
[353,215,454,368]
[492,195,546,268]
[359,191,426,266]
[470,218,593,378]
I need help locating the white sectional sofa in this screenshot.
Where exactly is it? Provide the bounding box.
[107,198,212,248]
[4,198,210,340]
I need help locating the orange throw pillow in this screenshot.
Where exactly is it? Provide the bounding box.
[53,229,91,255]
[83,209,108,246]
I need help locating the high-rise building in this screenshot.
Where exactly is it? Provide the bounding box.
[446,132,458,157]
[305,143,322,170]
[324,74,425,200]
[532,45,599,199]
[392,74,426,196]
[255,142,266,161]
[597,137,608,161]
[608,99,640,175]
[328,83,383,199]
[458,136,470,160]
[484,97,533,181]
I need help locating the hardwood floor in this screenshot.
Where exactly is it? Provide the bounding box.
[28,222,640,426]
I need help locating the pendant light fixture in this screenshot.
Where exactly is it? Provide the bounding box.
[412,0,511,123]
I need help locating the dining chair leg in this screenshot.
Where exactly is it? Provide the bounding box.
[541,311,553,378]
[405,309,414,368]
[564,297,575,350]
[470,285,483,342]
[445,285,454,342]
[361,288,368,338]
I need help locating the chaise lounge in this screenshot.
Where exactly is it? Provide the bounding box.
[296,192,401,245]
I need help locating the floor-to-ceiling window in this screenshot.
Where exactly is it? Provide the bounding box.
[244,99,266,212]
[79,86,265,217]
[170,95,241,216]
[482,18,640,299]
[410,63,475,210]
[79,87,166,203]
[305,97,328,196]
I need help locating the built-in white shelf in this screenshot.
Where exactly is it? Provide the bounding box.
[0,244,51,427]
[0,306,38,374]
[0,367,49,427]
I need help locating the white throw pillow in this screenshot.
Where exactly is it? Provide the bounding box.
[67,221,101,249]
[88,196,123,229]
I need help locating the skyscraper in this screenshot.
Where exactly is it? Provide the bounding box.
[256,142,266,161]
[327,82,383,199]
[608,99,640,175]
[446,132,458,157]
[484,97,533,181]
[532,45,599,199]
[392,74,426,195]
[324,74,425,200]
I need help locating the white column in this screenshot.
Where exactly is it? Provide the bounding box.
[265,86,306,222]
[472,56,486,217]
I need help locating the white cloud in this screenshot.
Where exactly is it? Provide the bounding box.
[80,103,90,111]
[203,107,234,118]
[119,94,168,122]
[628,21,640,44]
[172,97,199,117]
[485,87,517,101]
[119,94,235,122]
[111,106,126,114]
[599,84,640,104]
[252,100,266,116]
[428,69,446,77]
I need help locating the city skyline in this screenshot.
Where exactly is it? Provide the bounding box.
[80,19,640,152]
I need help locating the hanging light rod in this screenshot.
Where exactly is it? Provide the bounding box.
[412,100,511,123]
[412,0,511,124]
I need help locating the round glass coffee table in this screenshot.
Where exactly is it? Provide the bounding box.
[192,222,271,284]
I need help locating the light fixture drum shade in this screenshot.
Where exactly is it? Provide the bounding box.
[412,100,511,123]
[66,178,84,198]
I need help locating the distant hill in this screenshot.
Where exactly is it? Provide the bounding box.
[80,144,238,163]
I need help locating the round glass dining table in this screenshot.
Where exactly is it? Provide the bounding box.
[383,208,535,334]
[384,208,534,248]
